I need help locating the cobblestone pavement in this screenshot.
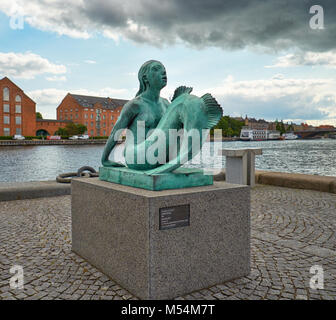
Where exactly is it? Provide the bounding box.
[1,185,336,300]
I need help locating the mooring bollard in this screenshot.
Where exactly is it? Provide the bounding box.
[220,148,262,186]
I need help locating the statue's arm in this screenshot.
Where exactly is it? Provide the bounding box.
[101,102,138,167]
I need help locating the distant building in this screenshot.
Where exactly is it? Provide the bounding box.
[293,123,315,131]
[244,115,269,130]
[1,77,79,137]
[318,124,335,129]
[57,94,128,136]
[0,77,36,136]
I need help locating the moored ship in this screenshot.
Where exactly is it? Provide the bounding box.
[282,133,298,140]
[240,129,281,141]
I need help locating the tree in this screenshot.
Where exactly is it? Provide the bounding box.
[55,123,87,136]
[211,116,244,137]
[54,127,68,136]
[36,112,43,119]
[76,124,87,135]
[276,120,286,135]
[287,123,294,132]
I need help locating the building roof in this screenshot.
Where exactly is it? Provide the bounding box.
[0,76,36,104]
[69,94,128,110]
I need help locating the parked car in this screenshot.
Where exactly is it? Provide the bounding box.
[69,135,79,140]
[78,134,89,140]
[13,135,25,140]
[47,135,61,140]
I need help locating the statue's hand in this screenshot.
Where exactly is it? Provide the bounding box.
[102,159,125,167]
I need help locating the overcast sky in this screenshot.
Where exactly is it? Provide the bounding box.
[0,0,336,125]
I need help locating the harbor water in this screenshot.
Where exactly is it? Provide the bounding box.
[0,139,335,182]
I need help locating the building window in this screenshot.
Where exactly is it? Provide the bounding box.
[103,115,106,120]
[70,114,73,120]
[75,114,78,119]
[60,110,62,112]
[70,109,73,112]
[59,115,62,120]
[90,130,94,135]
[3,87,9,101]
[4,116,10,124]
[3,128,10,136]
[15,95,21,103]
[15,105,21,113]
[84,114,88,119]
[91,121,94,127]
[90,114,93,119]
[103,122,106,127]
[3,104,9,113]
[65,115,68,119]
[85,122,88,127]
[103,130,106,136]
[16,128,22,135]
[15,116,21,125]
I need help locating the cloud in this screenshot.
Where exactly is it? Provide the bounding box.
[27,87,130,119]
[46,76,67,82]
[84,60,97,64]
[194,75,336,125]
[26,74,336,126]
[0,52,66,79]
[266,50,336,68]
[1,0,335,52]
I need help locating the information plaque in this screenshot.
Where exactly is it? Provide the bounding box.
[159,204,190,230]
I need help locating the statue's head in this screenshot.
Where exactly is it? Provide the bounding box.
[136,60,167,97]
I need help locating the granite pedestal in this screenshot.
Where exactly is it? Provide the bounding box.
[71,178,250,299]
[220,148,262,186]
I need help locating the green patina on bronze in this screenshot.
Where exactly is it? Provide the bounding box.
[100,60,222,190]
[99,167,213,191]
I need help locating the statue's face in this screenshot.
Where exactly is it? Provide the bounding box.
[146,62,167,90]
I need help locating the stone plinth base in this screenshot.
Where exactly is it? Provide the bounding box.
[71,178,250,299]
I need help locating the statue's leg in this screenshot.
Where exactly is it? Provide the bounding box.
[125,139,162,171]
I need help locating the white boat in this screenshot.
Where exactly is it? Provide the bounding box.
[240,129,253,141]
[282,133,298,140]
[267,131,281,140]
[240,129,281,141]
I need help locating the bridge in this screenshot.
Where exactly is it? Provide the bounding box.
[294,128,336,139]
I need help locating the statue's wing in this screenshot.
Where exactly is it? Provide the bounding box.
[200,93,223,129]
[171,86,193,102]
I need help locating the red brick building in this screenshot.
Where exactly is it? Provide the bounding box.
[0,78,128,137]
[0,77,36,136]
[36,119,73,136]
[56,94,128,136]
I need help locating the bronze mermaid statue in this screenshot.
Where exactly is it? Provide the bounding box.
[101,60,222,175]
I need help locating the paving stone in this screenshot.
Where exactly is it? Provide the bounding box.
[0,186,336,300]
